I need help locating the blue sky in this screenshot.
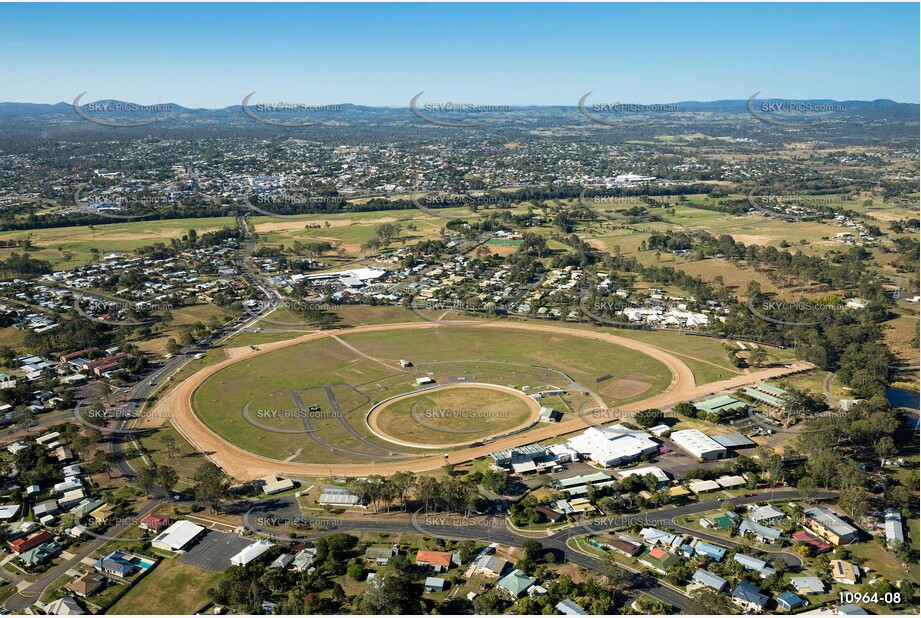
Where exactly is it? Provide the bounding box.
[1,3,918,107]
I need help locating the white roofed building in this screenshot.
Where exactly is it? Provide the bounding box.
[566,426,658,467]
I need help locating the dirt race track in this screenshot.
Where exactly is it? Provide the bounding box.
[155,321,813,480]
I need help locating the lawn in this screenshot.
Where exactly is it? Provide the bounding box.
[137,424,209,488]
[375,385,534,445]
[106,559,222,615]
[0,216,236,268]
[193,323,672,464]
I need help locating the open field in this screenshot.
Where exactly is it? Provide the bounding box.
[0,216,236,267]
[106,559,221,615]
[159,319,812,480]
[192,323,673,463]
[372,383,537,446]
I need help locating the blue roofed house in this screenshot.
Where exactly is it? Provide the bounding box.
[731,581,770,613]
[92,550,138,580]
[777,592,806,612]
[691,568,728,592]
[693,540,726,561]
[733,553,777,578]
[556,599,588,615]
[838,604,868,615]
[424,576,447,592]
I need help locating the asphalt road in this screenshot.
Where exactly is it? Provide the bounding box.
[242,488,838,613]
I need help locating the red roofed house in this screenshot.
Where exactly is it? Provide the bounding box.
[416,550,454,572]
[9,530,53,554]
[140,514,170,531]
[793,530,832,554]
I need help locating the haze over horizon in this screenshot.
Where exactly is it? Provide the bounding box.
[1,2,918,107]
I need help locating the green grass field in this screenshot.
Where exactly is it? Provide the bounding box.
[106,560,221,615]
[193,324,672,464]
[0,217,236,267]
[374,385,534,445]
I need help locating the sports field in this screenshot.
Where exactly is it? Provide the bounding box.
[372,384,537,446]
[191,323,673,464]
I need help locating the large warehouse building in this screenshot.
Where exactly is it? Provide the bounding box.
[669,429,728,461]
[566,425,659,467]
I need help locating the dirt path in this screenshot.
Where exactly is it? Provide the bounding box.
[159,321,812,480]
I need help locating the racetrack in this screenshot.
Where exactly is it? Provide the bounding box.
[367,382,542,449]
[157,321,812,480]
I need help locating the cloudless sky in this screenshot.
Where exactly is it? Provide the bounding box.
[1,2,918,107]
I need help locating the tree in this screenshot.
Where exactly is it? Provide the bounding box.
[481,469,510,494]
[839,486,869,521]
[157,465,179,499]
[797,476,818,503]
[192,462,230,513]
[135,465,159,498]
[749,347,769,367]
[688,588,737,615]
[634,408,662,428]
[159,434,178,459]
[166,339,181,355]
[92,450,115,479]
[601,554,631,589]
[875,436,897,468]
[390,471,415,511]
[347,562,367,581]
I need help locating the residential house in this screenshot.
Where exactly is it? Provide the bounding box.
[497,569,536,598]
[556,600,588,615]
[364,545,397,566]
[416,550,454,572]
[639,547,679,574]
[777,592,806,612]
[424,577,448,592]
[65,573,105,598]
[791,577,826,595]
[45,596,85,615]
[830,560,860,585]
[732,581,770,612]
[93,550,138,579]
[802,507,859,546]
[691,569,728,592]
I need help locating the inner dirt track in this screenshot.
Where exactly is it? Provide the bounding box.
[366,382,542,449]
[157,321,813,480]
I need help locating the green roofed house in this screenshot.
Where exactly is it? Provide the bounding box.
[20,541,62,566]
[639,547,680,574]
[695,395,748,415]
[72,499,104,517]
[497,568,536,598]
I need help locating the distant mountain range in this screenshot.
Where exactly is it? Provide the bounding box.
[0,97,916,128]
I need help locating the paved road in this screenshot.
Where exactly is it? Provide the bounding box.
[4,499,162,611]
[243,488,837,613]
[1,217,278,610]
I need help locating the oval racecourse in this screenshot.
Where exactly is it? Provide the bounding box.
[158,321,814,480]
[367,383,541,448]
